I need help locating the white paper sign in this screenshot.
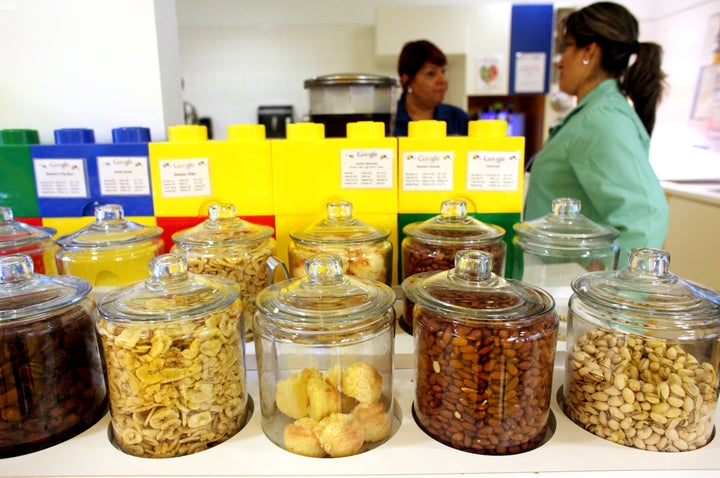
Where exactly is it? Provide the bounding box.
[514,52,546,93]
[97,156,151,195]
[474,54,504,94]
[466,150,521,191]
[33,158,89,198]
[158,158,211,197]
[340,148,394,189]
[402,151,454,191]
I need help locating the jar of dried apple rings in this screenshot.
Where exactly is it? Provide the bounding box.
[289,200,392,285]
[0,206,58,275]
[400,199,506,334]
[402,250,557,455]
[96,253,248,458]
[563,248,720,452]
[171,203,276,340]
[0,254,107,458]
[254,254,399,458]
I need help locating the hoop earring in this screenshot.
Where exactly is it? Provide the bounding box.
[582,58,590,65]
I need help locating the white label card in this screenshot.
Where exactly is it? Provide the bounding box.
[33,158,89,198]
[402,151,454,191]
[158,158,211,197]
[97,156,151,195]
[467,150,521,191]
[340,148,394,189]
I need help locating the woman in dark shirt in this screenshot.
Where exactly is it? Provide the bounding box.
[393,40,469,136]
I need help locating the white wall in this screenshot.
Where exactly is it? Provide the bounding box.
[0,0,183,144]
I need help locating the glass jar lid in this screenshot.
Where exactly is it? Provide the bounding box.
[513,198,620,249]
[255,254,395,332]
[98,254,240,323]
[290,200,389,245]
[403,199,505,245]
[56,204,162,251]
[402,250,554,321]
[172,203,274,248]
[0,254,91,323]
[571,248,720,322]
[0,207,56,249]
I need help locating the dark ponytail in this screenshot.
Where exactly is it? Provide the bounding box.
[622,42,666,135]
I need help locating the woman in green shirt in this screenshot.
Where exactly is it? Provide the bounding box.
[524,2,669,266]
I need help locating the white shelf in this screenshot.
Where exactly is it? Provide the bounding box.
[2,331,720,478]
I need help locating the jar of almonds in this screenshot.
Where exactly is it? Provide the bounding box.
[254,254,399,458]
[0,254,107,458]
[96,253,248,458]
[564,248,720,452]
[400,199,506,334]
[171,203,276,339]
[402,250,557,455]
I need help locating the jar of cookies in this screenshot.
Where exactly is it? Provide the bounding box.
[96,253,248,458]
[564,248,720,452]
[289,200,392,285]
[400,199,506,333]
[402,250,557,455]
[512,198,620,341]
[171,203,275,339]
[55,204,165,298]
[0,206,57,275]
[0,254,107,458]
[254,254,398,458]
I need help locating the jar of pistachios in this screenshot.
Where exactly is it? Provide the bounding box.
[564,248,720,452]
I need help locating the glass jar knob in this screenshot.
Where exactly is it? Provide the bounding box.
[0,254,33,282]
[439,199,468,222]
[552,197,581,217]
[627,248,670,277]
[208,203,236,221]
[306,254,344,285]
[326,200,353,223]
[147,253,189,288]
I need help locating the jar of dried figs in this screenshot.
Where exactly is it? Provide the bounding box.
[55,204,165,298]
[400,199,506,334]
[402,250,557,455]
[564,248,720,452]
[96,253,247,458]
[254,254,399,458]
[0,206,58,275]
[512,198,620,341]
[289,200,392,285]
[0,254,107,458]
[171,203,275,339]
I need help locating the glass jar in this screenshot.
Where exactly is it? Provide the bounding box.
[402,250,557,455]
[564,248,720,452]
[0,254,107,458]
[512,198,620,340]
[171,203,276,339]
[400,199,506,334]
[0,206,57,275]
[96,254,248,458]
[254,254,399,458]
[289,200,392,285]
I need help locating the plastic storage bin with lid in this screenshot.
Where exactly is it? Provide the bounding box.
[400,198,506,333]
[402,250,558,455]
[512,197,620,340]
[54,203,165,297]
[0,206,58,275]
[96,253,248,458]
[0,254,107,458]
[254,254,399,458]
[563,248,720,452]
[171,202,276,339]
[289,199,392,285]
[0,129,41,218]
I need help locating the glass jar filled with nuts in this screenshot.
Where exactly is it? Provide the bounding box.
[96,253,248,458]
[288,200,392,286]
[402,250,558,455]
[254,254,399,458]
[512,197,620,341]
[400,199,506,334]
[171,203,276,340]
[564,248,720,452]
[0,254,107,458]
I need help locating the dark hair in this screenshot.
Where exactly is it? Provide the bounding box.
[397,40,447,92]
[564,2,666,135]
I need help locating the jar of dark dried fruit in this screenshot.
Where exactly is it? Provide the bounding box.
[400,199,506,334]
[0,254,107,458]
[402,250,557,455]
